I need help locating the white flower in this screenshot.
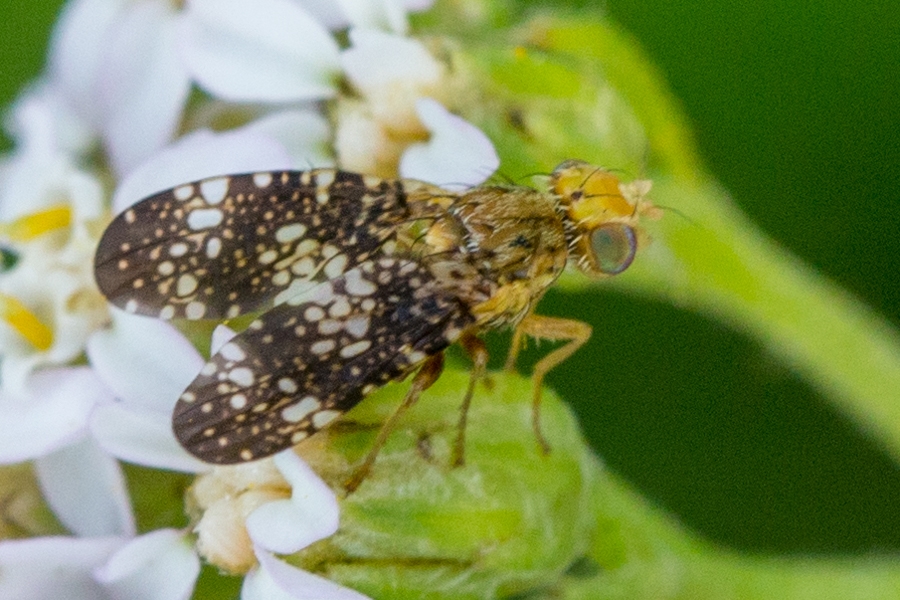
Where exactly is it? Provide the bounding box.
[93,529,201,600]
[179,0,340,105]
[0,368,110,465]
[86,309,210,473]
[1,0,501,597]
[245,451,339,554]
[335,28,497,184]
[0,88,109,391]
[0,536,124,600]
[194,451,362,598]
[0,529,200,600]
[47,0,340,175]
[243,547,371,600]
[400,98,500,188]
[49,0,190,175]
[341,28,447,135]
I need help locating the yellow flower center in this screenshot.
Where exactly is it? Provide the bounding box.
[0,205,72,350]
[0,294,53,350]
[0,205,72,242]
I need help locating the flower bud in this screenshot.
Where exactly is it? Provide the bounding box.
[288,367,597,599]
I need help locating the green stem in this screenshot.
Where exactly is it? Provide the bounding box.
[565,460,900,600]
[621,176,900,464]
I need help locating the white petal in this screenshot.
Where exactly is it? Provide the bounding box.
[113,127,292,213]
[335,0,407,34]
[180,0,340,102]
[403,0,435,12]
[291,0,350,30]
[332,101,391,174]
[48,0,130,129]
[94,529,200,600]
[295,0,431,31]
[4,81,94,159]
[210,324,238,354]
[90,403,211,473]
[245,451,338,553]
[243,550,371,600]
[0,536,123,600]
[0,367,112,464]
[243,110,333,169]
[87,309,203,412]
[400,98,499,189]
[341,28,444,100]
[35,437,135,538]
[98,2,190,175]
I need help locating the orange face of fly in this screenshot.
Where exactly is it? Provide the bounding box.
[549,160,657,277]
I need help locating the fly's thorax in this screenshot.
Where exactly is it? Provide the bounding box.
[550,160,656,277]
[450,186,568,283]
[419,185,568,328]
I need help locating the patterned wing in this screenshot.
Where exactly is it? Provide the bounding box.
[172,258,474,464]
[94,170,411,320]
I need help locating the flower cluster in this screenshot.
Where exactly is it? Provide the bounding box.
[0,0,499,598]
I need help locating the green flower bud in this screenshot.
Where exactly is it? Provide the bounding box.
[289,367,597,600]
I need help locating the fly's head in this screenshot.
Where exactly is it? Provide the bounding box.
[550,160,658,277]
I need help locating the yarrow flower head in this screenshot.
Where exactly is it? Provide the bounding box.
[0,0,509,598]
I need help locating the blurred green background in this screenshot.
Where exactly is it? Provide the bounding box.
[1,0,898,556]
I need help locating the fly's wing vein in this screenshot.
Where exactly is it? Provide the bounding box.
[172,258,473,464]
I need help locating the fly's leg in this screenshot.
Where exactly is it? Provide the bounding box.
[345,353,445,492]
[517,315,592,454]
[503,323,526,371]
[452,333,489,467]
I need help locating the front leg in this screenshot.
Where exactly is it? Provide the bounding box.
[515,314,592,454]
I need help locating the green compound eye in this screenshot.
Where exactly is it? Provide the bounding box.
[590,223,637,275]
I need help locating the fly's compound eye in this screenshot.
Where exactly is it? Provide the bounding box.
[590,223,637,275]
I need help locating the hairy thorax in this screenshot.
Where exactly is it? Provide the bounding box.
[415,186,569,329]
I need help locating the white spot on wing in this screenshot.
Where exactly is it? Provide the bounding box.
[174,184,194,201]
[187,208,224,230]
[310,339,335,355]
[315,170,335,187]
[206,237,222,259]
[253,172,273,188]
[344,270,376,296]
[317,319,342,335]
[273,271,290,286]
[228,367,255,387]
[312,409,341,429]
[185,301,206,319]
[340,340,371,358]
[275,223,308,244]
[281,396,320,423]
[278,378,298,394]
[230,394,247,409]
[177,274,198,297]
[345,315,370,338]
[200,176,229,204]
[304,306,325,321]
[329,297,351,318]
[323,254,348,279]
[277,279,319,306]
[220,342,247,362]
[258,249,278,265]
